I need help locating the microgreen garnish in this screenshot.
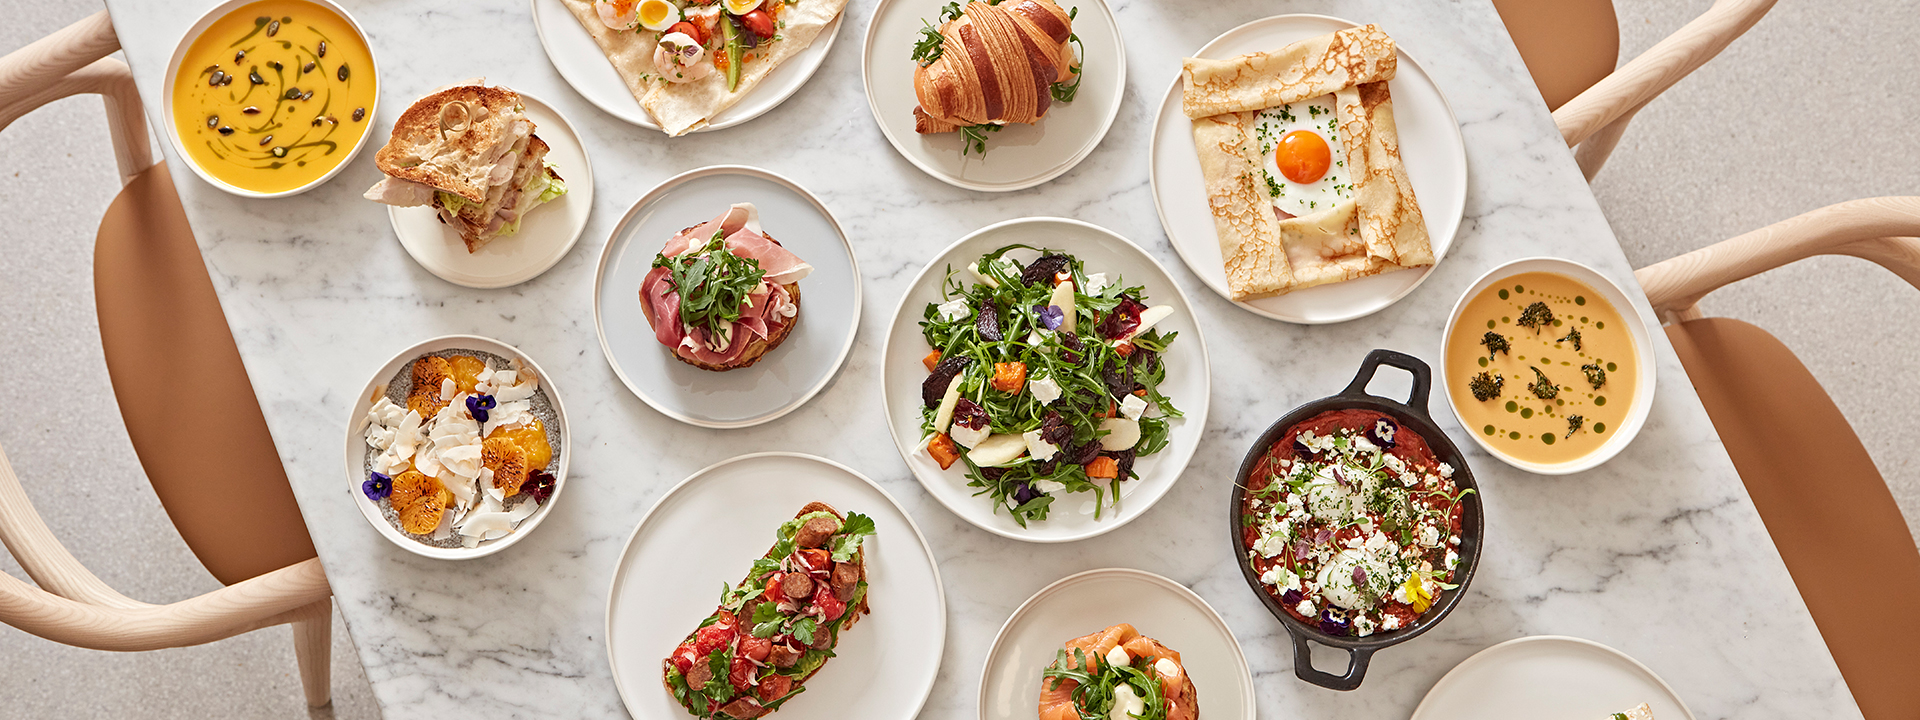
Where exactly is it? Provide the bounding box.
[959,123,1002,156]
[652,234,767,332]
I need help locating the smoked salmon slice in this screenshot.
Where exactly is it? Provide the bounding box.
[1038,623,1199,720]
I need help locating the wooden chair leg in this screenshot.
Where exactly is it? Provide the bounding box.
[291,598,332,707]
[1575,105,1637,182]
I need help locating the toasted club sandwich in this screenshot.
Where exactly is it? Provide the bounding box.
[364,83,567,253]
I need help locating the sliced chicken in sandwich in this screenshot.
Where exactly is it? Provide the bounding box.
[364,83,567,253]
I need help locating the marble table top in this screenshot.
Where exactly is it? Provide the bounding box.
[103,0,1863,717]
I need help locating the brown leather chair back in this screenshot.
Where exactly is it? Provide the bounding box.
[93,162,317,586]
[1668,317,1920,720]
[1492,0,1621,111]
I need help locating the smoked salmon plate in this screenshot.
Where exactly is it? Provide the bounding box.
[661,502,875,719]
[1040,623,1199,720]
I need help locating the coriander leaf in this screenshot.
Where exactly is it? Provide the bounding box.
[791,616,819,646]
[829,512,877,561]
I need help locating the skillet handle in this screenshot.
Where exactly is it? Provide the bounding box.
[1339,349,1432,414]
[1288,629,1376,691]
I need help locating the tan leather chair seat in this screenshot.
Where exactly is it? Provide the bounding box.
[1667,317,1920,719]
[1492,0,1621,111]
[92,162,317,586]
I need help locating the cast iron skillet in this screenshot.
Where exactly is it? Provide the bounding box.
[1229,349,1485,691]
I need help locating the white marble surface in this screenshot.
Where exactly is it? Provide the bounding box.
[102,0,1863,718]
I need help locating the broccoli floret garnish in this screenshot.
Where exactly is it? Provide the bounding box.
[1558,327,1582,351]
[1528,366,1559,399]
[1469,371,1504,401]
[1516,301,1555,333]
[1480,331,1510,361]
[1582,362,1607,389]
[1565,414,1585,438]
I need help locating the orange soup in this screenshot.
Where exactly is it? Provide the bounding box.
[1445,271,1637,465]
[171,0,376,193]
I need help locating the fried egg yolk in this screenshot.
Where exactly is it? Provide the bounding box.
[1276,130,1332,184]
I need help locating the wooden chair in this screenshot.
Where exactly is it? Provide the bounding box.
[1493,0,1776,180]
[0,11,334,707]
[1635,197,1920,720]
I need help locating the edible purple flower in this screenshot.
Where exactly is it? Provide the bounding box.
[1033,304,1065,331]
[1293,540,1314,561]
[524,470,556,504]
[362,472,391,501]
[466,394,496,423]
[1366,417,1399,448]
[1012,481,1041,506]
[1281,588,1304,607]
[1318,609,1351,636]
[1352,566,1368,585]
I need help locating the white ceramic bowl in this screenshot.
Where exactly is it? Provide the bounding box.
[161,0,379,198]
[1440,258,1657,475]
[880,218,1211,542]
[342,334,570,559]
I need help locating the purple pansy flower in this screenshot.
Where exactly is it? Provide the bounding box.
[466,394,496,423]
[363,472,391,501]
[1033,304,1065,331]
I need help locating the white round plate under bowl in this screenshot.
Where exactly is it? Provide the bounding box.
[161,0,378,198]
[1411,636,1696,720]
[342,334,571,560]
[593,165,860,428]
[980,568,1254,720]
[1149,14,1468,324]
[387,91,594,289]
[1440,257,1657,475]
[881,218,1210,542]
[607,453,946,720]
[862,0,1126,191]
[531,0,844,133]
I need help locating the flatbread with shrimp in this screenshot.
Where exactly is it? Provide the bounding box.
[1182,24,1433,301]
[558,0,848,136]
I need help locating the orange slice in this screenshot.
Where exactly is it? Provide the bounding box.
[449,355,488,395]
[487,419,552,471]
[482,436,529,496]
[389,470,430,510]
[409,356,453,415]
[399,491,445,534]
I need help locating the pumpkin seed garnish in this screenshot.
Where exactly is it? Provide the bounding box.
[351,107,365,122]
[217,126,234,136]
[336,64,349,82]
[271,146,287,158]
[317,41,327,58]
[266,20,279,36]
[242,106,261,115]
[303,61,315,73]
[258,134,273,146]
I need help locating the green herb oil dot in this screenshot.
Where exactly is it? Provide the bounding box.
[1478,357,1488,368]
[1575,296,1586,306]
[1498,289,1509,300]
[1501,316,1511,324]
[1581,316,1589,324]
[1607,362,1617,371]
[1483,425,1496,435]
[1508,431,1521,440]
[1520,408,1533,419]
[1596,321,1605,329]
[1594,396,1606,406]
[1487,319,1497,329]
[1542,433,1556,445]
[1505,400,1518,413]
[1594,422,1606,433]
[1514,284,1525,294]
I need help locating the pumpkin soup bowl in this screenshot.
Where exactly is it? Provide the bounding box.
[1440,257,1656,475]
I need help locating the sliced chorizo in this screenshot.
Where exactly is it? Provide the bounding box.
[792,515,841,549]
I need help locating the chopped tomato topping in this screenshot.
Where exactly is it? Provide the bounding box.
[670,644,698,674]
[758,674,793,702]
[739,636,772,663]
[990,362,1027,393]
[812,584,847,621]
[923,349,942,373]
[928,432,961,470]
[1133,388,1148,397]
[793,548,830,574]
[692,620,735,656]
[668,20,705,44]
[1085,456,1119,479]
[729,653,755,691]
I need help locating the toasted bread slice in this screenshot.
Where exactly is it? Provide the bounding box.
[374,85,530,203]
[641,282,801,372]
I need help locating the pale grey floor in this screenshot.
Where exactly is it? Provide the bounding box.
[0,0,1914,717]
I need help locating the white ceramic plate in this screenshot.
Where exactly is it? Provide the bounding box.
[880,218,1210,542]
[980,568,1255,720]
[161,0,378,198]
[593,165,860,428]
[531,0,844,133]
[387,92,594,289]
[1411,636,1696,720]
[606,453,946,720]
[1440,257,1657,475]
[1149,14,1468,324]
[862,0,1126,191]
[342,334,571,560]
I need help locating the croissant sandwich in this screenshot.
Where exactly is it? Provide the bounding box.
[910,0,1080,136]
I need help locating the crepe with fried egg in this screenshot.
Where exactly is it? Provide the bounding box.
[1182,24,1432,301]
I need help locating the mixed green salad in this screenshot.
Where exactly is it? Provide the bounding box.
[917,245,1180,527]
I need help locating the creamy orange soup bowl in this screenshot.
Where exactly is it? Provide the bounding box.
[1440,258,1656,474]
[163,0,378,197]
